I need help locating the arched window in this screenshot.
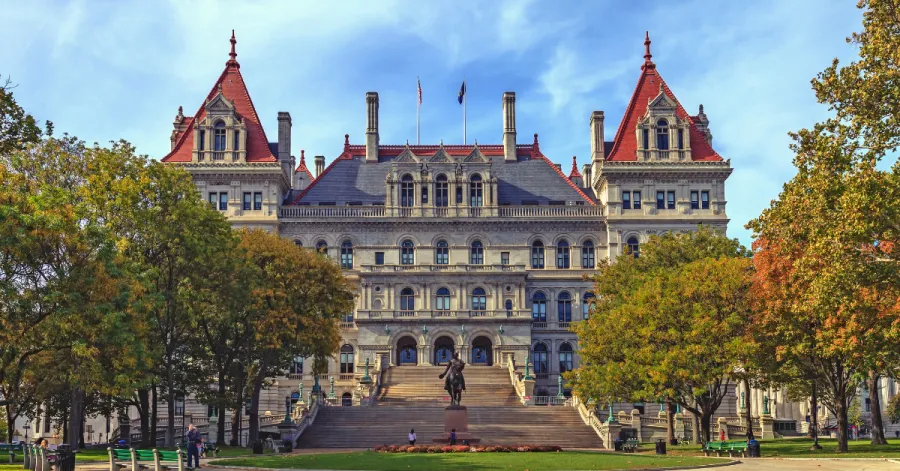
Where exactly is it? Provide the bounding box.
[214,121,227,152]
[435,174,449,207]
[339,344,354,374]
[294,239,303,247]
[558,291,572,323]
[583,292,595,320]
[400,288,415,312]
[400,174,414,208]
[435,240,449,265]
[401,239,415,265]
[531,241,545,269]
[626,237,640,259]
[582,241,595,268]
[656,119,669,150]
[470,240,484,265]
[470,174,483,207]
[532,292,547,322]
[316,240,328,256]
[340,240,353,269]
[505,299,513,317]
[435,287,451,311]
[533,342,549,374]
[556,240,570,269]
[559,342,573,373]
[471,287,487,312]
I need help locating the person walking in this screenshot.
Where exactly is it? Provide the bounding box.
[186,424,202,469]
[408,429,416,445]
[449,429,457,446]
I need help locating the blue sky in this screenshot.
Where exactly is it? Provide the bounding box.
[1,0,863,245]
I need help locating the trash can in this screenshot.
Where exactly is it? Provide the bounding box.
[281,440,293,453]
[655,439,667,455]
[614,439,623,451]
[747,439,760,458]
[252,440,264,454]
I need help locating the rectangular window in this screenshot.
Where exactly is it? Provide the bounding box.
[375,252,384,265]
[253,192,262,211]
[234,130,240,151]
[701,191,710,210]
[642,128,649,150]
[633,191,642,209]
[208,192,217,208]
[421,187,428,204]
[865,398,871,412]
[622,191,631,210]
[456,187,463,204]
[690,190,699,210]
[667,191,676,210]
[219,192,228,211]
[677,129,684,149]
[243,192,251,211]
[501,252,509,266]
[656,191,665,210]
[199,130,206,151]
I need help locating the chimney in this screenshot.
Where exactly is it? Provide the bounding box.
[278,111,293,180]
[314,155,325,177]
[582,164,591,188]
[590,111,605,163]
[502,92,517,162]
[365,92,379,162]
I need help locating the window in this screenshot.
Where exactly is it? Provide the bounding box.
[208,192,217,208]
[656,119,669,150]
[667,191,676,210]
[677,129,684,149]
[622,191,631,209]
[316,240,328,255]
[471,287,486,312]
[531,241,545,269]
[656,191,665,210]
[400,288,415,311]
[558,291,572,323]
[627,237,640,259]
[175,395,185,416]
[701,191,710,210]
[340,240,353,269]
[470,174,483,207]
[421,186,428,204]
[583,292,595,320]
[253,192,262,211]
[559,343,573,373]
[690,190,699,209]
[214,122,226,152]
[342,312,354,323]
[470,240,484,265]
[199,130,206,151]
[456,187,463,204]
[234,129,240,151]
[865,398,871,412]
[375,252,385,265]
[219,192,228,211]
[633,191,642,209]
[533,342,548,374]
[582,241,595,268]
[435,287,451,311]
[505,299,513,317]
[339,345,354,374]
[400,175,414,207]
[435,175,449,207]
[532,292,547,322]
[242,192,251,210]
[400,240,415,265]
[642,128,649,150]
[435,240,449,265]
[294,240,302,247]
[556,240,570,269]
[501,252,509,266]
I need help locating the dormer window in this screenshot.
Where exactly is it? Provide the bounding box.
[400,174,414,207]
[470,174,483,207]
[656,119,669,150]
[213,121,226,160]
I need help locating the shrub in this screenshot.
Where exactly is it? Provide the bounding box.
[375,443,562,453]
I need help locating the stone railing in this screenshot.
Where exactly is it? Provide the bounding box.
[281,205,603,219]
[570,396,609,448]
[531,321,575,331]
[505,356,535,405]
[340,322,357,330]
[532,396,570,406]
[287,396,320,445]
[280,206,386,218]
[360,264,526,273]
[357,309,529,320]
[498,205,604,218]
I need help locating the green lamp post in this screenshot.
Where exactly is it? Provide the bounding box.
[606,403,615,423]
[524,355,533,380]
[361,357,372,383]
[328,376,336,399]
[556,375,564,398]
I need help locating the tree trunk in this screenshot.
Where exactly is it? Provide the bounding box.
[810,383,821,449]
[691,412,700,443]
[5,403,15,443]
[165,362,175,447]
[216,378,226,445]
[137,389,150,446]
[700,411,712,445]
[743,378,754,440]
[835,396,849,453]
[868,371,888,445]
[150,384,158,446]
[230,407,241,447]
[665,399,676,445]
[79,413,86,448]
[248,372,264,444]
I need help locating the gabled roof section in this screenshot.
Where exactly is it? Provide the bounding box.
[162,31,276,163]
[295,150,314,182]
[605,32,722,163]
[568,156,582,179]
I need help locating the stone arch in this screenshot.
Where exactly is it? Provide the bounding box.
[395,234,422,246]
[552,233,574,246]
[527,233,548,246]
[432,334,456,366]
[395,334,419,366]
[426,328,463,347]
[430,233,452,247]
[387,328,426,348]
[464,233,490,247]
[470,335,493,366]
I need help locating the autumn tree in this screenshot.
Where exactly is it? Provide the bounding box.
[0,75,44,156]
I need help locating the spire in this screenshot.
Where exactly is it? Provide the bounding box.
[300,149,306,165]
[531,133,541,157]
[227,30,239,68]
[642,31,655,70]
[569,156,582,178]
[344,134,350,152]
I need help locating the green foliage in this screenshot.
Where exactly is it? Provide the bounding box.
[887,393,900,424]
[0,76,45,156]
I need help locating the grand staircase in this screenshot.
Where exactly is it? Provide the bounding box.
[295,365,602,449]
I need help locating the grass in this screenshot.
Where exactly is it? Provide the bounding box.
[214,450,725,471]
[639,437,900,458]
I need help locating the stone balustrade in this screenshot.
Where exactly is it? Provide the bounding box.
[359,264,526,273]
[498,205,604,218]
[357,309,530,320]
[280,205,603,219]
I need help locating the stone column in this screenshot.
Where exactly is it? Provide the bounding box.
[631,409,643,443]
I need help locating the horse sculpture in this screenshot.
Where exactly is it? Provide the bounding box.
[439,351,466,406]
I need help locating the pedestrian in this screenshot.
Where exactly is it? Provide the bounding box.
[186,423,202,469]
[719,429,725,442]
[449,429,457,446]
[199,437,208,458]
[408,429,416,445]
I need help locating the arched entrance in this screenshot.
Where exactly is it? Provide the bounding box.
[433,336,455,365]
[471,336,493,366]
[397,336,418,365]
[341,392,352,407]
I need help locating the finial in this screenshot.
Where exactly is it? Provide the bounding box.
[699,104,705,114]
[300,149,305,164]
[440,139,444,146]
[642,31,655,70]
[227,30,239,67]
[344,134,350,152]
[177,105,183,115]
[533,133,539,145]
[473,139,478,146]
[406,139,410,146]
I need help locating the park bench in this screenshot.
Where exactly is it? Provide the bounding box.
[153,449,186,471]
[108,447,190,471]
[702,441,726,456]
[622,438,639,452]
[725,440,748,457]
[0,443,23,463]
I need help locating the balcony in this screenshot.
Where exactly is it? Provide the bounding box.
[281,206,386,218]
[280,204,603,219]
[531,320,575,331]
[498,205,604,218]
[357,309,530,320]
[360,264,526,273]
[340,322,357,330]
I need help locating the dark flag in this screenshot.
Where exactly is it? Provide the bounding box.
[458,80,466,104]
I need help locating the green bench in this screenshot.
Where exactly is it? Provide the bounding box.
[0,444,23,464]
[621,438,639,452]
[703,440,748,457]
[108,447,189,471]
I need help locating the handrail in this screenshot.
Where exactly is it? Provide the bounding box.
[571,396,606,444]
[358,309,529,320]
[498,206,604,218]
[507,357,527,404]
[360,264,526,273]
[280,205,603,219]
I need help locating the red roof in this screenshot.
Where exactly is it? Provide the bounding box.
[605,33,722,162]
[162,31,276,163]
[568,156,582,179]
[295,150,314,182]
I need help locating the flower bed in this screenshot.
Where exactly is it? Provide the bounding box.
[371,445,562,453]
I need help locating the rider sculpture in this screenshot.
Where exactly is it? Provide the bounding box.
[438,351,466,406]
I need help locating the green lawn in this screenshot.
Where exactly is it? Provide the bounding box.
[215,450,725,471]
[641,437,900,458]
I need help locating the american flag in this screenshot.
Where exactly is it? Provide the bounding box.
[417,78,422,105]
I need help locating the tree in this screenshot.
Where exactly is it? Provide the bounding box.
[571,227,755,444]
[0,75,44,156]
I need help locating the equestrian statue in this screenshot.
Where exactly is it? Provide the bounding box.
[439,351,466,406]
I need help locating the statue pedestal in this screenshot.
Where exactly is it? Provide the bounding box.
[432,406,481,444]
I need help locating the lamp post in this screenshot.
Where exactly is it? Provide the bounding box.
[328,377,336,399]
[556,375,564,398]
[524,355,533,380]
[361,358,372,383]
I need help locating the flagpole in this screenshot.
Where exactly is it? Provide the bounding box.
[463,78,467,144]
[417,86,420,146]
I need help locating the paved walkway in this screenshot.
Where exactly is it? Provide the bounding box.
[729,458,900,470]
